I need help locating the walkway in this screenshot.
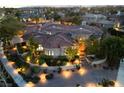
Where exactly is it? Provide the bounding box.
[115,59,124,87]
[0,43,27,87]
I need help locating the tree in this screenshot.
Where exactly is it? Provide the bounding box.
[27,36,39,63]
[28,36,39,55]
[74,38,86,57]
[85,37,103,58]
[72,16,82,25]
[65,47,78,61]
[0,15,25,45]
[100,36,124,68]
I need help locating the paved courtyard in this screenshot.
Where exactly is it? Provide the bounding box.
[36,64,118,87]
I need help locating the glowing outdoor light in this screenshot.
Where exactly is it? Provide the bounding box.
[7,61,15,67]
[9,61,15,65]
[16,68,21,72]
[78,67,87,76]
[22,68,26,72]
[36,59,39,64]
[39,73,47,84]
[116,22,120,28]
[61,70,72,79]
[13,69,19,75]
[26,56,31,63]
[114,22,120,31]
[16,67,26,73]
[22,46,27,49]
[12,47,17,51]
[86,82,96,87]
[74,59,80,64]
[115,81,121,87]
[25,82,35,87]
[41,63,48,67]
[66,62,72,66]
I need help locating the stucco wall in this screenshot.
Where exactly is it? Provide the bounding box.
[44,47,67,57]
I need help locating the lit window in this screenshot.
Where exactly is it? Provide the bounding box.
[51,51,54,56]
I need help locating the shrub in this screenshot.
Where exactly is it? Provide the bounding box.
[76,65,80,70]
[39,59,45,65]
[45,73,54,80]
[40,55,53,62]
[18,72,31,82]
[109,81,115,86]
[31,66,40,74]
[57,56,68,61]
[31,76,40,83]
[98,79,115,87]
[74,55,79,59]
[53,70,56,73]
[57,67,62,73]
[71,69,75,72]
[76,84,81,87]
[40,55,67,66]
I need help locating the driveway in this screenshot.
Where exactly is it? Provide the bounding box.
[36,65,118,87]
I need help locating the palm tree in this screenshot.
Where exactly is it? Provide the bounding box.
[65,47,77,62]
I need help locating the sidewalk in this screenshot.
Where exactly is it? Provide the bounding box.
[115,59,124,87]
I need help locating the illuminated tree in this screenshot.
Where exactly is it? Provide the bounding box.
[65,47,78,62]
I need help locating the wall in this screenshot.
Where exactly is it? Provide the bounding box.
[44,47,68,57]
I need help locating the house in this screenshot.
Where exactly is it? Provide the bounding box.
[23,33,73,57]
[95,20,114,28]
[83,13,107,24]
[41,33,73,57]
[82,13,114,28]
[114,11,124,28]
[23,22,103,57]
[11,36,24,45]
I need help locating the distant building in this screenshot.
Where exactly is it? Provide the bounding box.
[115,11,124,28]
[83,13,107,23]
[11,36,24,45]
[83,13,114,28]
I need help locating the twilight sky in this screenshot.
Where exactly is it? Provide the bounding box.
[0,0,124,8]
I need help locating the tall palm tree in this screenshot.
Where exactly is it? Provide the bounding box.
[65,47,77,62]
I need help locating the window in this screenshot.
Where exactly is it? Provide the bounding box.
[51,51,54,56]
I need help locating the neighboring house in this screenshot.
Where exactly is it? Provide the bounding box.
[11,36,24,45]
[83,13,114,28]
[95,20,114,28]
[114,11,124,28]
[83,13,107,24]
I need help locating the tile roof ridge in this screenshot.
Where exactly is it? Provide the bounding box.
[58,34,73,45]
